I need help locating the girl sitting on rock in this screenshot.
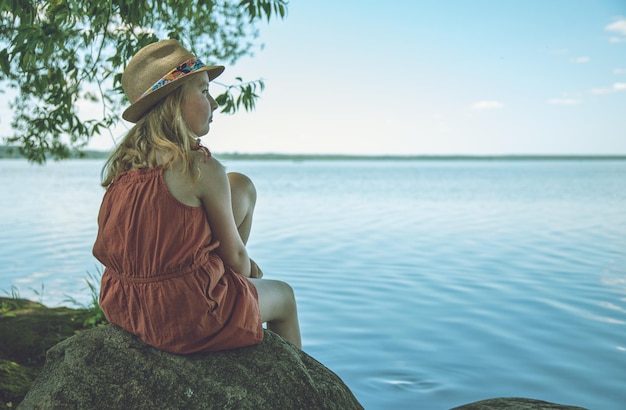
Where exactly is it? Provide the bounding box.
[92,39,301,353]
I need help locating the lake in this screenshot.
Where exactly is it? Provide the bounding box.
[1,158,625,409]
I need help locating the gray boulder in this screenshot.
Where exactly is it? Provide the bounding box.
[18,325,363,409]
[451,397,587,410]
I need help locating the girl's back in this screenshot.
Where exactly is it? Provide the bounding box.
[93,164,264,353]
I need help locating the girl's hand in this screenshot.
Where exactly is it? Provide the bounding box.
[250,259,263,279]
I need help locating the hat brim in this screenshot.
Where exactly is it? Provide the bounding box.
[122,65,224,123]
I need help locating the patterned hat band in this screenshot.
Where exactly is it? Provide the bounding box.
[137,57,206,102]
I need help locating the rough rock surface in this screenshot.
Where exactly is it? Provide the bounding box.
[451,397,587,410]
[18,324,363,409]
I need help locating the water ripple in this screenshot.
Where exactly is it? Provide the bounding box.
[2,159,626,409]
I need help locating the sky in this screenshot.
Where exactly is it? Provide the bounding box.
[8,0,626,155]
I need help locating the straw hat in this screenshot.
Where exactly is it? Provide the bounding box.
[121,39,225,122]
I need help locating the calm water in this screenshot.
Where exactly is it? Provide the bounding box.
[1,158,625,409]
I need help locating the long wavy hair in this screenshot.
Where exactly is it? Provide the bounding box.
[101,82,197,187]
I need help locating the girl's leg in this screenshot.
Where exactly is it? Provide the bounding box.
[250,278,302,349]
[229,172,302,348]
[228,172,256,245]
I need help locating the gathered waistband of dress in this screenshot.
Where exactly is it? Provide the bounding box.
[104,249,219,284]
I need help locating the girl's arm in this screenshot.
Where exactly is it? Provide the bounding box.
[193,154,252,277]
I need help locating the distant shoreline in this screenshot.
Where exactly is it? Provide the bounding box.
[215,153,626,161]
[1,146,625,161]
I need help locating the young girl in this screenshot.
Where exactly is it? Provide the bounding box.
[92,39,301,353]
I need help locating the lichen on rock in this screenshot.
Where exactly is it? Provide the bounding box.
[18,325,364,409]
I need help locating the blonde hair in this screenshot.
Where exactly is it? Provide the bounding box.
[101,83,197,187]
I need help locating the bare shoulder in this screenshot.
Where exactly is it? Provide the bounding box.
[191,151,228,197]
[192,150,225,178]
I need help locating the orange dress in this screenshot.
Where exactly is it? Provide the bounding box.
[92,166,263,354]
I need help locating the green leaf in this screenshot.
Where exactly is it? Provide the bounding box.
[0,48,9,74]
[1,0,289,163]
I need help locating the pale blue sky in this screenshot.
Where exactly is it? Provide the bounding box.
[28,1,626,154]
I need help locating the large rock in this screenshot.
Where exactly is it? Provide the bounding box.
[451,397,587,410]
[18,325,363,409]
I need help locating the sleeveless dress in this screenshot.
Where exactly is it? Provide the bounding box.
[92,166,263,354]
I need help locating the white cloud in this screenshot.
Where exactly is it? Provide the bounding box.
[606,18,626,42]
[470,101,503,111]
[606,18,626,35]
[591,87,613,95]
[547,98,582,105]
[591,83,626,94]
[614,68,626,74]
[570,57,590,64]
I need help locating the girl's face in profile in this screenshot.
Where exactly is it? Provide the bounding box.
[182,72,218,137]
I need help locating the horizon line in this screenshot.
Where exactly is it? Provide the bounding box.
[1,146,625,161]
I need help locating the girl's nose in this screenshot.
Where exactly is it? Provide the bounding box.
[209,95,218,111]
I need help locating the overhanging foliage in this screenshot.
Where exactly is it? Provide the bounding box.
[0,0,287,162]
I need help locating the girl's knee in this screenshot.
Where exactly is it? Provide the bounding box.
[228,172,256,203]
[269,279,297,306]
[277,280,297,310]
[251,278,297,323]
